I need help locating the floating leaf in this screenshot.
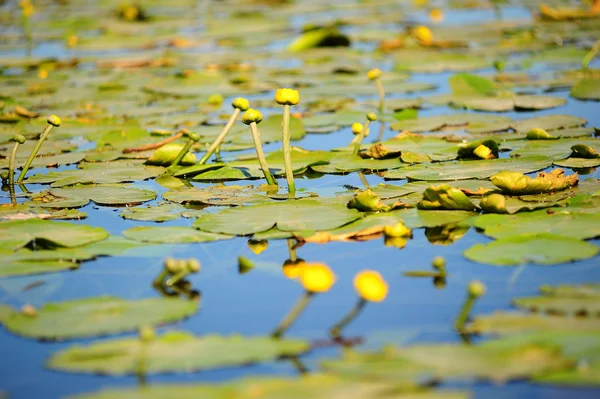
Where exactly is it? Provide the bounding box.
[570,78,600,101]
[163,185,275,206]
[467,312,600,335]
[28,185,157,208]
[464,233,598,266]
[123,226,232,243]
[194,200,362,235]
[49,331,309,375]
[120,203,184,222]
[1,296,198,340]
[490,169,579,195]
[513,285,600,316]
[383,156,551,181]
[0,219,108,251]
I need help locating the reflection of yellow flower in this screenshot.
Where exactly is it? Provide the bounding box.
[274,88,300,106]
[282,259,305,279]
[413,25,433,45]
[248,239,268,254]
[300,263,335,293]
[354,270,388,302]
[367,68,382,80]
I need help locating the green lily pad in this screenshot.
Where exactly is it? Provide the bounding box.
[123,226,232,244]
[466,312,600,335]
[510,115,587,133]
[28,185,157,208]
[322,339,571,383]
[163,185,276,206]
[194,200,362,235]
[1,296,198,340]
[0,219,108,251]
[464,233,598,266]
[474,211,600,240]
[383,156,552,181]
[49,331,309,375]
[541,284,600,298]
[570,78,600,101]
[120,203,185,222]
[513,285,600,316]
[395,51,489,73]
[553,157,600,168]
[63,375,461,399]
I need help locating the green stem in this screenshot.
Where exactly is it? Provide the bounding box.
[582,39,600,70]
[375,79,385,114]
[289,356,309,374]
[454,296,475,332]
[166,139,195,174]
[358,172,371,189]
[8,142,21,186]
[17,124,54,183]
[330,298,366,339]
[282,104,295,195]
[376,121,385,143]
[272,291,314,338]
[352,120,372,155]
[199,109,240,164]
[23,15,32,57]
[135,342,149,387]
[152,269,169,287]
[249,122,277,185]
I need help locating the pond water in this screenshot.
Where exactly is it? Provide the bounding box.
[1,1,600,398]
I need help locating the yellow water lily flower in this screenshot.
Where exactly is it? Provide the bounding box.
[354,270,388,302]
[283,259,305,279]
[351,122,363,135]
[367,68,382,81]
[275,88,300,106]
[300,263,335,293]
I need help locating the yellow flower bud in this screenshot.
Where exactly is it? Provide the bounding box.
[47,115,61,127]
[187,259,201,273]
[11,134,26,144]
[351,122,363,135]
[274,88,300,106]
[473,144,492,159]
[300,263,335,293]
[242,108,263,125]
[354,270,388,302]
[468,280,486,298]
[232,97,250,111]
[38,68,49,79]
[367,68,382,81]
[366,112,377,122]
[66,35,78,48]
[21,304,37,317]
[383,222,411,238]
[432,256,446,271]
[207,93,224,106]
[165,258,185,274]
[139,326,155,342]
[413,25,433,45]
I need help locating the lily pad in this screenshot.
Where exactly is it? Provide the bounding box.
[49,331,309,375]
[490,169,579,195]
[466,312,600,335]
[464,233,598,266]
[0,219,108,251]
[123,226,232,243]
[383,156,552,181]
[163,185,275,206]
[1,296,198,340]
[513,285,600,316]
[570,79,600,101]
[28,185,157,208]
[194,200,362,235]
[24,164,165,187]
[120,203,185,222]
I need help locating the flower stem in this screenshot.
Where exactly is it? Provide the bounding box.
[352,120,372,155]
[454,296,475,332]
[165,270,189,287]
[249,122,277,185]
[287,238,297,262]
[330,298,366,339]
[123,132,183,154]
[8,141,22,187]
[403,270,445,277]
[166,139,195,174]
[375,79,385,114]
[272,291,314,339]
[17,124,54,183]
[282,104,295,195]
[199,108,240,164]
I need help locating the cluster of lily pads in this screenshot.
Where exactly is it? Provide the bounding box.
[1,0,600,397]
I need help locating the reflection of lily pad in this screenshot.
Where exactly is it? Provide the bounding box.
[464,233,598,266]
[2,296,198,340]
[49,331,309,375]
